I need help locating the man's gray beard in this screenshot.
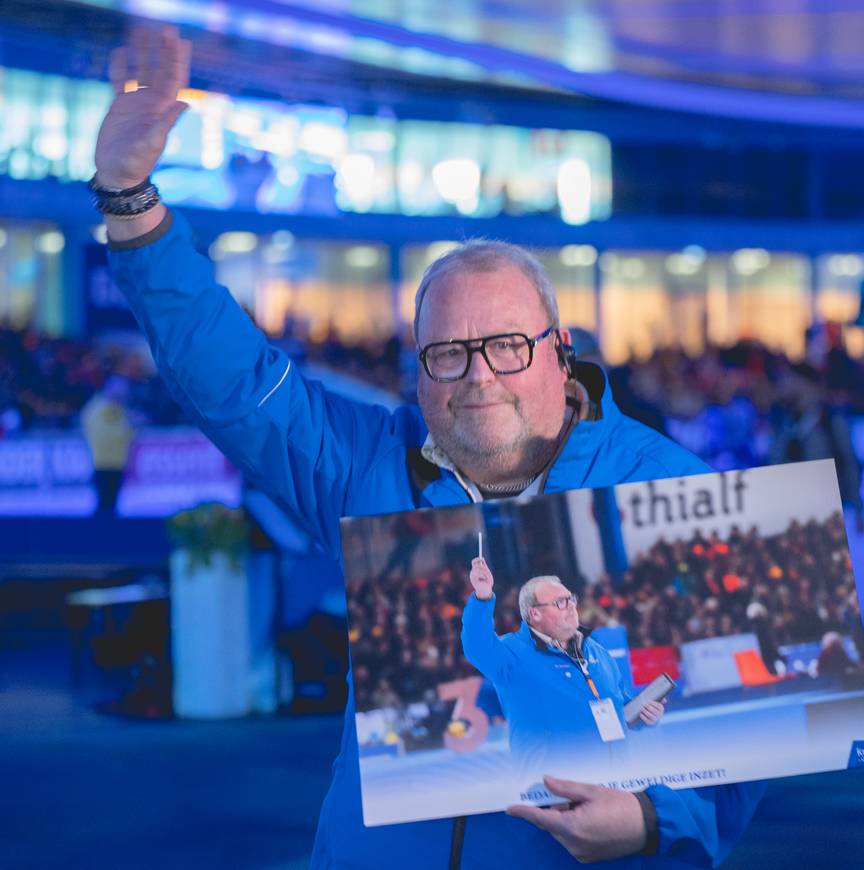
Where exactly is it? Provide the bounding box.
[432,424,557,483]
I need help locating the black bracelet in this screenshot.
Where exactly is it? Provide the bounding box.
[634,791,660,855]
[93,196,160,219]
[89,174,161,218]
[88,175,152,197]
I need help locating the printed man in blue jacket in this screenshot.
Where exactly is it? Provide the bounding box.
[462,561,664,789]
[94,26,764,869]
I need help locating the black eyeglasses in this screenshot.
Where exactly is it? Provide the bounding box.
[418,325,557,383]
[532,594,578,611]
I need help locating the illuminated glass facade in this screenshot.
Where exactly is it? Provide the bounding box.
[598,249,817,365]
[816,254,864,357]
[723,251,812,361]
[0,66,612,223]
[211,233,392,342]
[0,219,65,334]
[0,68,111,182]
[1,218,861,359]
[205,241,859,361]
[1,69,862,360]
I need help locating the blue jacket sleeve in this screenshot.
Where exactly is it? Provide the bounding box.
[646,779,767,867]
[460,594,510,683]
[107,210,404,559]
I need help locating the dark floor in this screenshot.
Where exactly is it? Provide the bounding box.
[0,635,338,870]
[1,634,862,870]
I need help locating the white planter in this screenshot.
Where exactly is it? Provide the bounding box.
[170,549,251,719]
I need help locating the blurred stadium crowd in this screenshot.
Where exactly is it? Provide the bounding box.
[618,335,864,524]
[348,513,864,713]
[0,322,409,434]
[0,326,189,434]
[4,324,863,524]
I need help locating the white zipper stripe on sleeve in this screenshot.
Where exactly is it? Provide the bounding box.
[257,361,291,408]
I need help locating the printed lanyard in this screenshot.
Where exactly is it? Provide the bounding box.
[569,647,601,700]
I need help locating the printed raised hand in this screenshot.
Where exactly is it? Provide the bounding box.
[469,557,494,600]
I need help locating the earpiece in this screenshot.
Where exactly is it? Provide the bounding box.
[555,332,579,379]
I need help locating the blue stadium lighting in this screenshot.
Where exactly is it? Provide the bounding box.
[48,0,864,127]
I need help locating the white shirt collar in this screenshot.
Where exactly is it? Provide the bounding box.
[530,624,584,654]
[419,433,545,502]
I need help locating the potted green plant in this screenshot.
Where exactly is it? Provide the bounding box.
[167,502,250,569]
[167,502,252,718]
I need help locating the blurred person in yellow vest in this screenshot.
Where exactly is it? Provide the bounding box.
[81,375,135,514]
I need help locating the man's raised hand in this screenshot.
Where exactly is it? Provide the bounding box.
[469,557,494,600]
[94,26,191,190]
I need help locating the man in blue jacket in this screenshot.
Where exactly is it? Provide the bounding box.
[93,26,764,869]
[462,563,664,790]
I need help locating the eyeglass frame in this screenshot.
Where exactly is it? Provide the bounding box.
[417,325,558,383]
[531,593,578,611]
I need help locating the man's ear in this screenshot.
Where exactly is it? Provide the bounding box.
[555,327,574,379]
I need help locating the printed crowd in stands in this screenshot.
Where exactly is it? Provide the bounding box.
[349,513,863,712]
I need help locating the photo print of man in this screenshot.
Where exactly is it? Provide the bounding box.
[342,460,863,827]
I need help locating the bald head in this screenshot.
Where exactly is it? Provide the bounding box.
[413,239,560,343]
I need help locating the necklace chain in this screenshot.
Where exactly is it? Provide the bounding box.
[477,474,538,494]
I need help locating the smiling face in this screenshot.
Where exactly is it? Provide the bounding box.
[527,579,580,643]
[416,264,571,485]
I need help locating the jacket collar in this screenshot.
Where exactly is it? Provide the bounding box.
[520,620,589,655]
[543,362,622,493]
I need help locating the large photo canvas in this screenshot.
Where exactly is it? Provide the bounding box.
[340,459,864,826]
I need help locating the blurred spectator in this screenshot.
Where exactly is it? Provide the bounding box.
[816,631,861,677]
[227,152,275,210]
[80,375,135,514]
[746,601,781,675]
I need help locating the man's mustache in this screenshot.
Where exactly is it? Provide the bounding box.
[450,390,517,409]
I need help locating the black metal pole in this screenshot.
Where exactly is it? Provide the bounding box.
[449,816,466,870]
